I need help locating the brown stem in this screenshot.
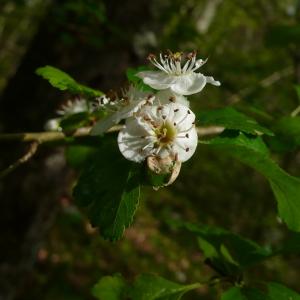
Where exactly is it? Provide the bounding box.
[0,141,39,179]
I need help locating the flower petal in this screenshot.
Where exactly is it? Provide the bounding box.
[205,76,221,86]
[155,89,190,107]
[173,127,198,162]
[137,71,176,90]
[170,73,206,96]
[118,117,153,163]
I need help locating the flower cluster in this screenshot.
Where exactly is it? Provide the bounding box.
[91,51,220,186]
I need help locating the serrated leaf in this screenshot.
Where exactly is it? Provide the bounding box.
[183,223,271,275]
[197,107,273,136]
[127,273,200,300]
[202,130,300,232]
[221,287,269,300]
[268,282,300,300]
[36,65,103,97]
[73,138,141,241]
[92,274,126,300]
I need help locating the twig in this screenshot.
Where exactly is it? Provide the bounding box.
[0,125,223,179]
[0,141,39,179]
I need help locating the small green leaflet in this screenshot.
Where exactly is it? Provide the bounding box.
[126,66,154,92]
[201,130,300,232]
[266,24,300,47]
[268,282,300,300]
[182,223,272,276]
[92,274,126,300]
[73,138,141,241]
[221,283,300,300]
[197,107,273,136]
[92,273,200,300]
[36,65,103,97]
[221,287,269,300]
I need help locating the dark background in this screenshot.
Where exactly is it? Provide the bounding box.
[0,0,300,299]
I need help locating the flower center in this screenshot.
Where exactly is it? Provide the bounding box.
[155,121,177,145]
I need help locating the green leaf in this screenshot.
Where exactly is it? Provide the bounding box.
[268,282,300,300]
[126,66,154,92]
[222,287,269,300]
[36,65,103,97]
[202,130,300,232]
[197,107,273,136]
[73,138,141,241]
[59,112,92,131]
[92,274,126,300]
[127,273,200,300]
[65,145,97,170]
[183,223,271,274]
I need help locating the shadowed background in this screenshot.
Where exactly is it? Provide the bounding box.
[0,0,300,299]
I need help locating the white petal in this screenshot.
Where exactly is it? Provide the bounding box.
[155,89,190,107]
[118,117,153,163]
[205,76,221,86]
[171,103,196,132]
[170,73,206,96]
[137,71,176,90]
[173,127,198,162]
[90,113,120,135]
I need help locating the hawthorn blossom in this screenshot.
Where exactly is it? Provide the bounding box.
[90,85,154,135]
[137,51,220,96]
[117,102,198,163]
[57,98,90,116]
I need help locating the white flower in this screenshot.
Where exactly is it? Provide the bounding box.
[137,51,220,96]
[118,102,198,163]
[90,86,154,135]
[44,118,62,131]
[57,98,90,116]
[155,89,190,107]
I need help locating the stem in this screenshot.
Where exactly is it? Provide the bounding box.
[0,141,39,179]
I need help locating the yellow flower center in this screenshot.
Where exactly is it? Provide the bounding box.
[155,121,177,145]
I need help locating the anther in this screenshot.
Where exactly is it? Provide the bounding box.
[185,133,189,138]
[174,108,179,112]
[169,96,175,102]
[187,110,191,114]
[185,148,190,152]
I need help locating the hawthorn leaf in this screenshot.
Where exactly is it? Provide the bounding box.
[73,138,141,241]
[36,65,103,97]
[197,107,273,136]
[268,282,300,300]
[201,131,300,232]
[183,223,271,275]
[221,287,269,300]
[92,274,126,300]
[127,273,200,300]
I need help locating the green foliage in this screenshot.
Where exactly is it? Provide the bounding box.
[36,65,103,97]
[201,130,300,232]
[197,107,273,136]
[65,145,97,169]
[268,282,300,300]
[221,287,268,300]
[73,137,141,241]
[93,273,200,300]
[126,66,154,92]
[182,223,272,276]
[221,283,300,300]
[92,274,126,300]
[59,112,92,131]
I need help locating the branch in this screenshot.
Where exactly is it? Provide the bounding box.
[0,141,39,179]
[0,125,223,144]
